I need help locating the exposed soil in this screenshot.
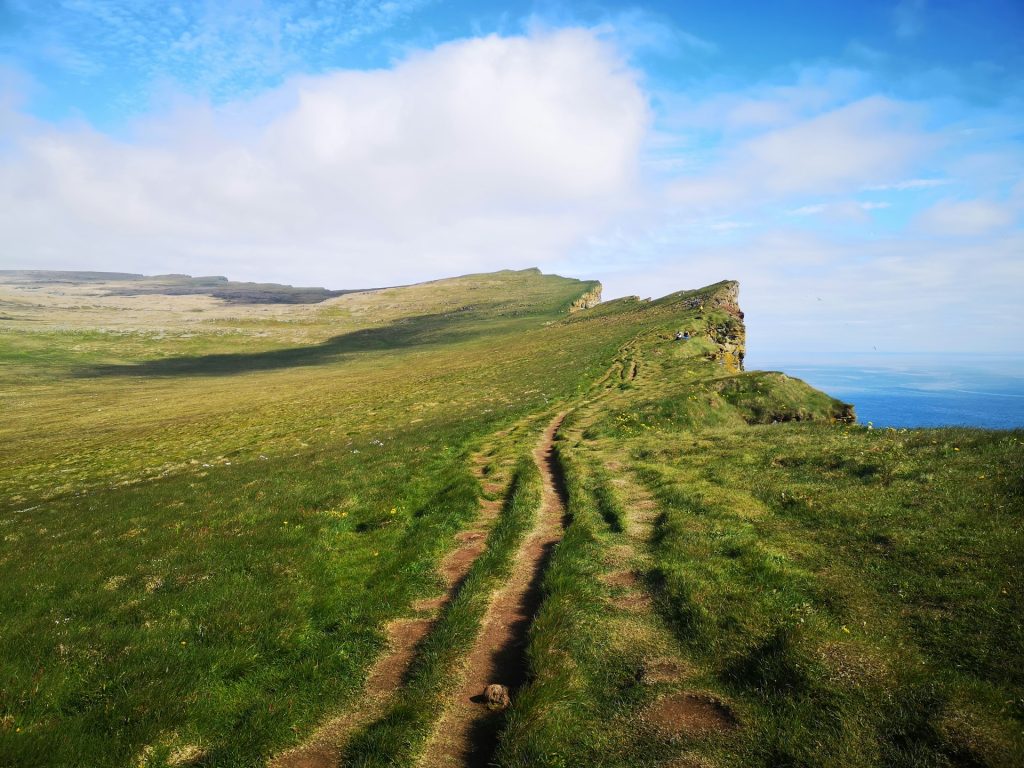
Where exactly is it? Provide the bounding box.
[640,658,690,685]
[270,617,433,768]
[269,452,507,767]
[646,693,738,737]
[419,414,568,768]
[612,593,653,611]
[603,570,639,588]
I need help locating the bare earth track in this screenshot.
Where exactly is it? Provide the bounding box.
[420,414,568,768]
[269,458,508,768]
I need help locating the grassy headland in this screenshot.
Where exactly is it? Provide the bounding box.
[0,269,1019,767]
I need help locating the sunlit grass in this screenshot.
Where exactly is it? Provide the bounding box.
[3,270,1019,768]
[497,304,1024,768]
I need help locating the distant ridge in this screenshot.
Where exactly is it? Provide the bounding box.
[0,269,369,305]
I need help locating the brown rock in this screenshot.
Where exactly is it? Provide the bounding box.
[483,683,511,711]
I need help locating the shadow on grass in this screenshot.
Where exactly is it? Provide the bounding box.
[73,311,493,378]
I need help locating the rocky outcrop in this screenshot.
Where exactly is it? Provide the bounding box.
[569,284,602,313]
[705,282,745,372]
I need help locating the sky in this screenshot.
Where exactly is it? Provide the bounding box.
[1,0,1022,361]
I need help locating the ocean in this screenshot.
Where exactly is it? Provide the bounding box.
[745,355,1024,430]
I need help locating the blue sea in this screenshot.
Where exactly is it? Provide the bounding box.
[745,355,1024,430]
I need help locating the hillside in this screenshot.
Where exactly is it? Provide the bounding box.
[0,270,1020,768]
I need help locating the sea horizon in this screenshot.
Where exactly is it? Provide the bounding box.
[746,353,1024,430]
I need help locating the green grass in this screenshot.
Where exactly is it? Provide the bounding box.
[495,442,678,768]
[495,294,1023,768]
[630,424,1024,767]
[2,270,1020,767]
[0,269,687,766]
[0,270,622,766]
[341,454,541,766]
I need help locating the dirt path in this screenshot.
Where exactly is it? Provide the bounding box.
[269,460,507,768]
[419,414,568,768]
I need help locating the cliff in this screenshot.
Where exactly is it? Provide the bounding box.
[569,283,602,313]
[707,281,745,373]
[672,280,745,373]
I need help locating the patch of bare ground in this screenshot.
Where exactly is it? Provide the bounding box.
[270,617,433,768]
[664,755,716,768]
[602,570,639,589]
[612,593,653,611]
[419,414,568,768]
[646,693,738,738]
[603,570,653,610]
[639,657,691,685]
[269,452,507,767]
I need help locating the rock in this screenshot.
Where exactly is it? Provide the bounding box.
[483,683,511,711]
[569,284,602,312]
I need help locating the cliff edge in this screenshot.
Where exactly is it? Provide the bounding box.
[569,283,602,313]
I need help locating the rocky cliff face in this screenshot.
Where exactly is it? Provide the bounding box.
[569,284,602,312]
[705,281,745,372]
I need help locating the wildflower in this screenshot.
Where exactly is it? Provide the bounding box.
[841,625,850,634]
[283,521,288,525]
[954,447,960,452]
[390,508,397,515]
[181,641,187,645]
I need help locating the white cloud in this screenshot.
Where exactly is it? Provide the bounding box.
[593,9,717,57]
[585,227,1024,358]
[668,96,931,210]
[0,29,649,287]
[864,177,949,191]
[786,201,888,218]
[788,204,827,216]
[915,198,1018,236]
[742,97,926,194]
[655,67,870,137]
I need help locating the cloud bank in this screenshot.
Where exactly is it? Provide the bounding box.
[2,19,1022,358]
[0,29,648,286]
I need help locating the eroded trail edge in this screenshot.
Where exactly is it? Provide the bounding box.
[420,414,568,768]
[269,459,508,768]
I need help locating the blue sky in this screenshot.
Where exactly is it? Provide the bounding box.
[1,1,1022,359]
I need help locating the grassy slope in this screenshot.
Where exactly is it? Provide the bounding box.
[0,272,752,767]
[1,272,1020,768]
[0,269,617,767]
[496,289,1024,768]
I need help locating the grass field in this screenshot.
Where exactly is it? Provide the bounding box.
[1,269,1020,767]
[496,314,1023,768]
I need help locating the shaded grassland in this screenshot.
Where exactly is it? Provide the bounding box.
[496,311,1023,767]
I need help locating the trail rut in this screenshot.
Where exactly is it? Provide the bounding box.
[419,414,568,768]
[268,458,506,768]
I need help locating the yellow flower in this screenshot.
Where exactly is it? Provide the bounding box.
[954,447,960,451]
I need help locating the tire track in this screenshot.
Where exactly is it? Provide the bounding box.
[268,455,507,768]
[419,414,568,768]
